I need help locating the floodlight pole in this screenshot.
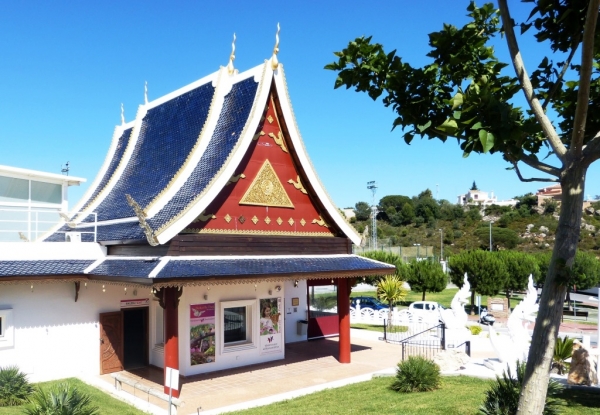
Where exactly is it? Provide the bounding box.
[439,229,443,261]
[367,181,378,250]
[489,221,494,251]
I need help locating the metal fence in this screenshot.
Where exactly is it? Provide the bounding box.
[383,321,471,361]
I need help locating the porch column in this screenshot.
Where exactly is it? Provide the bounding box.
[337,278,351,363]
[163,287,182,398]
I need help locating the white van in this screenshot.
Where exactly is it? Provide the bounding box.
[408,301,444,323]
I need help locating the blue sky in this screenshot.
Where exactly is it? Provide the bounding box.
[0,1,596,209]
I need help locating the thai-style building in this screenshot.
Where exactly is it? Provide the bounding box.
[0,41,394,398]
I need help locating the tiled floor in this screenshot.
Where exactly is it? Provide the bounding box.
[99,334,404,414]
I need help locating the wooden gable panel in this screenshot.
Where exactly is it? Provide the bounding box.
[182,93,339,239]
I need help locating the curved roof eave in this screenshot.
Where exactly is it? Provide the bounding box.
[272,65,361,246]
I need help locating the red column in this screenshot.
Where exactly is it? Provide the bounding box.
[337,278,351,363]
[163,287,180,398]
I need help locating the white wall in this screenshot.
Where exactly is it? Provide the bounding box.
[0,278,310,382]
[0,281,149,382]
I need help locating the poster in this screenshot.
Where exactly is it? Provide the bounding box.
[259,297,283,355]
[190,303,215,365]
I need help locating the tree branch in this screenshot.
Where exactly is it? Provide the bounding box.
[541,40,580,110]
[570,0,599,158]
[498,0,567,162]
[512,162,559,183]
[519,154,562,177]
[582,130,600,166]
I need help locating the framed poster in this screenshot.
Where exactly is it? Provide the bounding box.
[190,303,216,365]
[259,297,283,355]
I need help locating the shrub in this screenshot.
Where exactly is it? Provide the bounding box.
[552,336,574,375]
[390,356,441,393]
[391,325,409,333]
[23,382,99,415]
[469,325,482,335]
[0,365,33,406]
[480,361,564,415]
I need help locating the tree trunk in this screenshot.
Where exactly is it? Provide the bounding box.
[506,290,511,311]
[422,290,426,301]
[470,290,475,315]
[517,165,586,414]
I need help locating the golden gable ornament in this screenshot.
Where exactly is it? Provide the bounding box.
[239,159,294,208]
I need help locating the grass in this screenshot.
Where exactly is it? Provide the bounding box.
[227,375,600,415]
[0,378,144,415]
[351,288,459,308]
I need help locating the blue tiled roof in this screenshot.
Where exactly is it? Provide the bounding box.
[92,82,215,222]
[157,256,394,279]
[0,260,95,277]
[90,259,159,278]
[149,76,258,231]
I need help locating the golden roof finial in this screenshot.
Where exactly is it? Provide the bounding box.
[270,23,280,70]
[227,33,236,75]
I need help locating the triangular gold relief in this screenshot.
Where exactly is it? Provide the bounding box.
[239,159,294,208]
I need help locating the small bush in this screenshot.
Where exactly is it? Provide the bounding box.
[390,356,441,393]
[0,365,33,406]
[469,325,483,335]
[552,336,574,375]
[23,382,99,415]
[480,361,564,415]
[391,325,409,333]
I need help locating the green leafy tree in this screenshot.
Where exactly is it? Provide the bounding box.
[359,251,405,286]
[497,251,541,309]
[448,250,509,312]
[354,201,371,222]
[326,1,600,410]
[405,260,447,301]
[475,226,522,250]
[399,202,416,225]
[380,195,412,213]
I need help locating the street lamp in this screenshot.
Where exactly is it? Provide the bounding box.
[413,243,421,261]
[489,221,494,251]
[439,229,443,261]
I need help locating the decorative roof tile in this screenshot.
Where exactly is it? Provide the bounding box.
[89,259,159,278]
[92,82,215,222]
[157,255,394,279]
[0,260,95,277]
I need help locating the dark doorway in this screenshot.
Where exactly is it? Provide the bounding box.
[122,307,148,370]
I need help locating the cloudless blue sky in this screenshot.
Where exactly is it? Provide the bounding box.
[0,1,597,209]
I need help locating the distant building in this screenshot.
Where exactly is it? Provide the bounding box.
[536,184,562,206]
[342,208,356,220]
[0,165,85,242]
[457,189,516,207]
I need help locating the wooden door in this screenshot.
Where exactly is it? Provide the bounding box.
[100,312,123,374]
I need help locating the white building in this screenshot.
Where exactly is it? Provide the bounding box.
[457,189,516,207]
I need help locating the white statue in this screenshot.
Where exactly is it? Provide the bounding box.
[441,273,470,329]
[486,274,538,373]
[440,273,471,349]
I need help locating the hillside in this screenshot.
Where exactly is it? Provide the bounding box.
[350,192,600,259]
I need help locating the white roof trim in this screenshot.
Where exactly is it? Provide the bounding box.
[272,66,361,245]
[69,120,135,215]
[0,165,85,186]
[84,258,106,274]
[75,216,138,228]
[149,257,170,278]
[155,62,273,244]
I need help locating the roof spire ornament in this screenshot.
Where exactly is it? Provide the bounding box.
[144,81,148,104]
[120,103,125,125]
[270,23,280,70]
[227,33,236,75]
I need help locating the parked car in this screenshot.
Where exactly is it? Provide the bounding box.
[408,301,445,322]
[350,296,389,311]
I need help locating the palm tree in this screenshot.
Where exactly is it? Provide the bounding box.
[377,275,407,328]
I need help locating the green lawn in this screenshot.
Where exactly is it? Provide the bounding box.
[227,375,600,415]
[351,288,459,308]
[0,378,144,415]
